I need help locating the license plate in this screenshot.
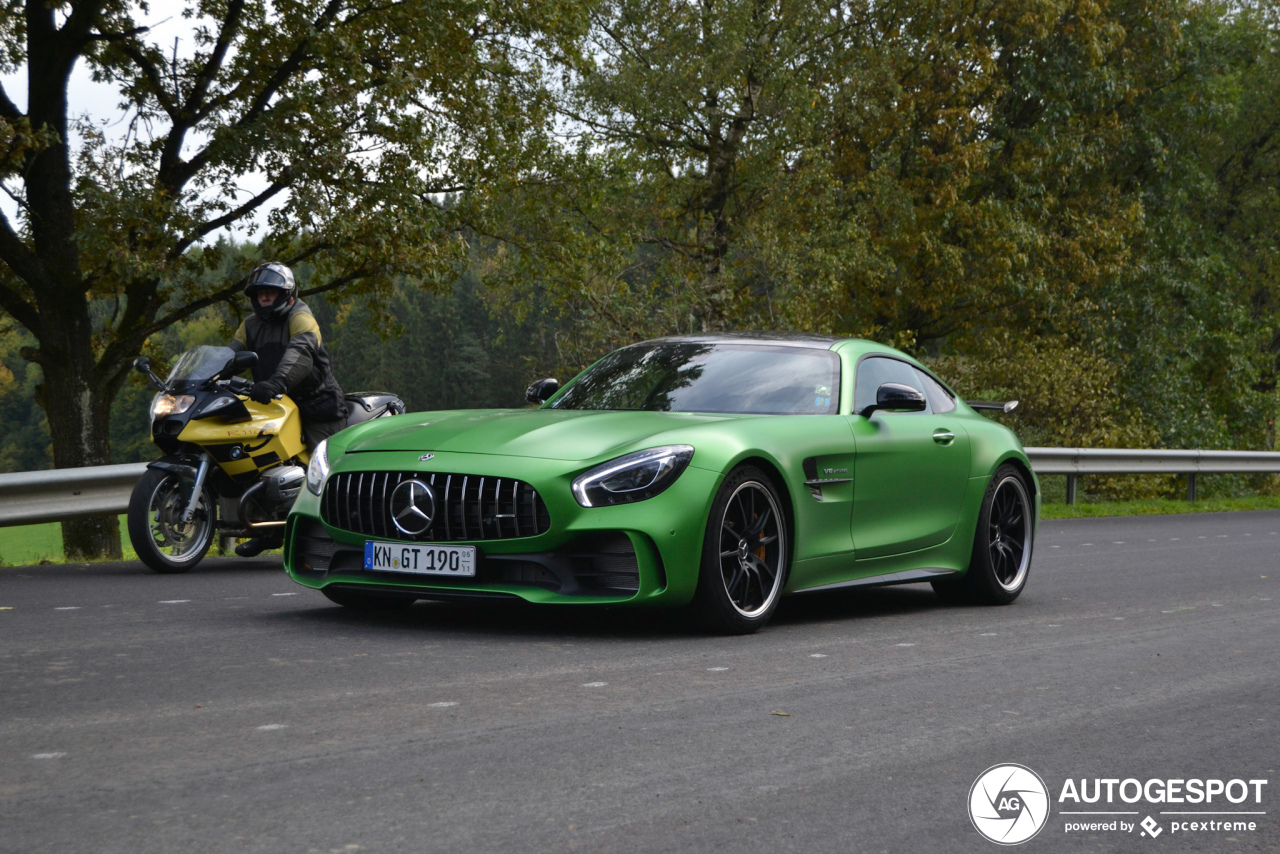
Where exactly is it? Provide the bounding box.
[363,541,476,577]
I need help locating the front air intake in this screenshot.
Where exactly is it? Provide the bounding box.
[320,471,551,542]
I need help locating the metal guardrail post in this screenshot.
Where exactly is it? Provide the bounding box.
[1187,473,1197,502]
[1065,474,1078,506]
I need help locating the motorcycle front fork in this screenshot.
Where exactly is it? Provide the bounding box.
[182,455,212,523]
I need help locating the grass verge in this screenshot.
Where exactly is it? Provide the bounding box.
[1040,495,1280,519]
[0,517,267,566]
[0,516,140,566]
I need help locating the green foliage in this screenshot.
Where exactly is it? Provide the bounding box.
[0,323,49,472]
[484,0,1174,345]
[929,335,1159,451]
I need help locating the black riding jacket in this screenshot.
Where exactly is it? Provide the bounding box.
[229,298,347,422]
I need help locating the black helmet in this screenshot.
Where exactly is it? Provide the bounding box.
[243,262,297,321]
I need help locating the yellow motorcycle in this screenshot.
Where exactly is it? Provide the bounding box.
[127,345,404,573]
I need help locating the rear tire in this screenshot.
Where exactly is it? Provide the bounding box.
[690,465,790,634]
[934,463,1033,604]
[321,586,416,610]
[127,468,214,574]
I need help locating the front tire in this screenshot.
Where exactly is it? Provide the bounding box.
[934,463,1033,604]
[127,468,215,574]
[690,465,790,634]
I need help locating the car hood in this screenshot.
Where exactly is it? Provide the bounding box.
[341,408,739,462]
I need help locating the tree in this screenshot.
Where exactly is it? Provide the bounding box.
[485,0,1181,359]
[0,0,583,557]
[475,0,887,367]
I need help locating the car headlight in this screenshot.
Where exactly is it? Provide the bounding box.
[150,393,195,419]
[572,445,694,508]
[306,439,330,495]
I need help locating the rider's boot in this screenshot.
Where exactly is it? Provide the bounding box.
[234,533,285,557]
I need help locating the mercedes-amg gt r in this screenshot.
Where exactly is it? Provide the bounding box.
[284,334,1038,633]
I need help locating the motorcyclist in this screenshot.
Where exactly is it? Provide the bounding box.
[229,262,348,556]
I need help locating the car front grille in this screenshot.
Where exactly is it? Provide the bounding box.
[320,471,551,541]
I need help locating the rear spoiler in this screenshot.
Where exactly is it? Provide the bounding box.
[967,400,1020,414]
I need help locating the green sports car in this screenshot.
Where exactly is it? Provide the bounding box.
[285,334,1038,633]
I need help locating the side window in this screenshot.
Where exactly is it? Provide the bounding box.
[915,368,957,414]
[854,357,928,415]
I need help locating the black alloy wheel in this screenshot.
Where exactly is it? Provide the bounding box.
[692,465,790,634]
[987,473,1032,591]
[933,463,1033,605]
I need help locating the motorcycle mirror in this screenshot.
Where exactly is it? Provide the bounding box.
[133,356,166,390]
[216,349,258,381]
[230,350,258,373]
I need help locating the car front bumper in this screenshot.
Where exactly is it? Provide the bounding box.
[284,449,722,606]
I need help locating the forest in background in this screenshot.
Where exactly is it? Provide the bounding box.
[1,0,1278,511]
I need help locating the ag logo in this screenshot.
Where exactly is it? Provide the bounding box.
[969,764,1050,845]
[389,479,436,536]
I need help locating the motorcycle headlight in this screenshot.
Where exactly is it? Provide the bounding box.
[150,393,195,419]
[572,445,694,508]
[306,439,330,495]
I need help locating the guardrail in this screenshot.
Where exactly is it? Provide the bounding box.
[3,447,1280,527]
[0,463,148,528]
[1023,448,1280,504]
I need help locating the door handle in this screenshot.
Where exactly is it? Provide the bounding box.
[933,428,955,445]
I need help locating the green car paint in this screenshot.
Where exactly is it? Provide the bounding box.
[284,335,1039,614]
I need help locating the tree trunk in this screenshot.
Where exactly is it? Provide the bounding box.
[16,0,121,560]
[38,302,122,561]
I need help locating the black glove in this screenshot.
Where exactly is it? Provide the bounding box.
[249,381,282,404]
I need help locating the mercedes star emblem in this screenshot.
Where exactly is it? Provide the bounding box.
[419,453,435,461]
[389,479,436,536]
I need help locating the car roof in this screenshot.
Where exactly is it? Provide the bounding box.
[637,332,848,350]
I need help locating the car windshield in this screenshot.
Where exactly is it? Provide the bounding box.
[165,345,236,384]
[549,342,840,415]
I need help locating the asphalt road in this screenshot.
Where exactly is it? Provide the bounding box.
[1,511,1277,853]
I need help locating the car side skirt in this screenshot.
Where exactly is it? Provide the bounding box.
[791,567,960,594]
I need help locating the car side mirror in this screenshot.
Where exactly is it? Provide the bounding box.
[860,382,927,417]
[526,378,560,404]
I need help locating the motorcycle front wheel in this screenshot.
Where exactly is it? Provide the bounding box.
[127,468,215,573]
